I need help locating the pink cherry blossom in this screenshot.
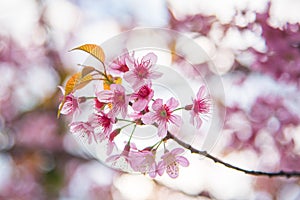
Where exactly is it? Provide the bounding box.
[124,52,162,89]
[108,50,134,74]
[90,111,115,140]
[157,148,189,178]
[190,86,210,129]
[69,121,96,144]
[130,84,154,111]
[130,149,157,178]
[58,86,79,116]
[142,97,181,137]
[96,84,129,118]
[106,143,132,168]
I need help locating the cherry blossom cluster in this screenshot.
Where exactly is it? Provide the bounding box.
[58,50,210,178]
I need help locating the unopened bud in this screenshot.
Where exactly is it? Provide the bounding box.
[184,104,193,110]
[78,97,87,103]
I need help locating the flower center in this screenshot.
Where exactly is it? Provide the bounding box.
[114,92,125,105]
[100,115,111,128]
[136,65,149,79]
[119,63,129,72]
[160,105,171,119]
[138,85,151,98]
[194,99,209,113]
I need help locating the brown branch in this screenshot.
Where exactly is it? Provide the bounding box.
[166,132,300,178]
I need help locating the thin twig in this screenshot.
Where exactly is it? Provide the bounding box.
[166,132,300,178]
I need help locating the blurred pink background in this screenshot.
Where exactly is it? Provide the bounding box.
[1,0,300,199]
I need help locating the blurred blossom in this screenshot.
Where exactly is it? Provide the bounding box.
[61,160,115,200]
[0,0,300,199]
[251,12,300,84]
[15,112,62,151]
[0,152,46,200]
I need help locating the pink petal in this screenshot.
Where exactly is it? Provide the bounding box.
[125,57,135,69]
[97,90,113,102]
[60,102,72,115]
[152,99,163,111]
[142,52,157,65]
[189,112,195,126]
[167,164,179,178]
[132,99,148,111]
[106,154,119,163]
[120,104,128,119]
[160,151,170,160]
[107,140,115,156]
[123,71,136,83]
[149,169,157,178]
[171,148,184,155]
[169,114,182,127]
[158,122,168,137]
[141,112,156,125]
[176,156,189,167]
[195,115,203,129]
[109,63,121,70]
[166,97,179,110]
[157,161,165,176]
[149,71,163,79]
[148,163,157,178]
[197,85,205,99]
[111,84,125,93]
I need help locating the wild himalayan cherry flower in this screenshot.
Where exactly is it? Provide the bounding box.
[190,86,210,129]
[130,84,154,111]
[106,143,132,169]
[157,148,189,178]
[142,97,181,137]
[96,84,129,118]
[69,121,96,144]
[58,86,79,116]
[130,149,157,178]
[124,52,162,89]
[90,111,115,141]
[108,50,134,74]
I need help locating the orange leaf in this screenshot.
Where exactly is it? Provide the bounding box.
[73,74,93,91]
[71,44,105,63]
[65,72,81,95]
[81,66,95,77]
[57,98,65,118]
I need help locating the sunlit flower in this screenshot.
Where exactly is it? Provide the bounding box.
[90,111,115,140]
[189,86,210,129]
[58,86,79,116]
[142,98,181,137]
[106,143,133,170]
[130,149,157,178]
[124,52,162,89]
[157,148,189,178]
[108,49,134,74]
[130,84,154,111]
[69,121,96,144]
[96,84,129,118]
